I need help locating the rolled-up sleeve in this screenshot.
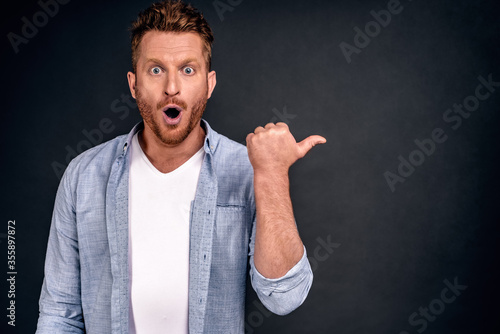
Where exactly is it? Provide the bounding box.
[248,224,313,316]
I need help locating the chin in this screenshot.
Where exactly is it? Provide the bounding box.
[158,125,192,145]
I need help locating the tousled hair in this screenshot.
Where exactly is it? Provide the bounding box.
[130,0,214,72]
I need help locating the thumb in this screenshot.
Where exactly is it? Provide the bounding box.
[297,135,327,158]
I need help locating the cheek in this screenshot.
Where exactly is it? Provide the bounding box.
[185,79,208,99]
[137,81,162,101]
[140,82,161,96]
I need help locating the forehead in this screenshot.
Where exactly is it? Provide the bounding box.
[138,31,204,65]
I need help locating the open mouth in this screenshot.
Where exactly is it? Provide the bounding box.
[162,105,183,125]
[164,107,180,119]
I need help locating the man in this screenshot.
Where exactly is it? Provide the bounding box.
[36,1,326,333]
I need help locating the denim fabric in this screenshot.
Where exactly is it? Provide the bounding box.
[36,120,313,334]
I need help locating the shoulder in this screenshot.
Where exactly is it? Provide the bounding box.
[210,131,252,175]
[63,134,128,182]
[208,129,255,205]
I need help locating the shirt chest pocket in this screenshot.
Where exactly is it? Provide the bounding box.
[211,205,252,278]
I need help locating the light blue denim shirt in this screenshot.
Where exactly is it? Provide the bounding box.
[36,120,313,334]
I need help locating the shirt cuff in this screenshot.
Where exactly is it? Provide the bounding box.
[250,245,312,296]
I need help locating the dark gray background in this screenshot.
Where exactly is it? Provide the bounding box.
[1,0,499,333]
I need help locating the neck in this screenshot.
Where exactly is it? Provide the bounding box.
[138,122,205,173]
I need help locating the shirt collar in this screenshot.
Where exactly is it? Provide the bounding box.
[121,119,220,156]
[200,119,220,155]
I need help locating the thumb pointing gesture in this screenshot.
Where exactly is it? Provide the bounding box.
[297,135,327,159]
[247,122,326,173]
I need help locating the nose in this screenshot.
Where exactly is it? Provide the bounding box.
[164,71,180,96]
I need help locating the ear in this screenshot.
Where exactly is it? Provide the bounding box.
[127,71,137,99]
[206,70,217,99]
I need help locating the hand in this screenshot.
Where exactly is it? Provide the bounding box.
[246,122,326,174]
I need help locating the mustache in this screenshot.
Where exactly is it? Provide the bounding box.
[156,97,188,111]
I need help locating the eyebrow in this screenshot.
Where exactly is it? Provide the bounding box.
[144,57,200,66]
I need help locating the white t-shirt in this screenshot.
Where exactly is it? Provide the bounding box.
[128,132,204,334]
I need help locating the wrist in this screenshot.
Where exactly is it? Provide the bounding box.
[253,167,289,181]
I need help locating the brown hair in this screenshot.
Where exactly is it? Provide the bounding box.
[130,0,214,72]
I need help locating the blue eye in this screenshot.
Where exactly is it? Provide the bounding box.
[151,67,161,75]
[184,67,194,75]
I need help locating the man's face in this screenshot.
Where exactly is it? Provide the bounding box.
[127,31,216,146]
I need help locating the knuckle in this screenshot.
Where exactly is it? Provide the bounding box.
[276,122,288,128]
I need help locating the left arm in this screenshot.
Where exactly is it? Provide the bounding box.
[246,122,326,278]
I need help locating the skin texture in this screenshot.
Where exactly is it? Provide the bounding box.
[127,30,326,279]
